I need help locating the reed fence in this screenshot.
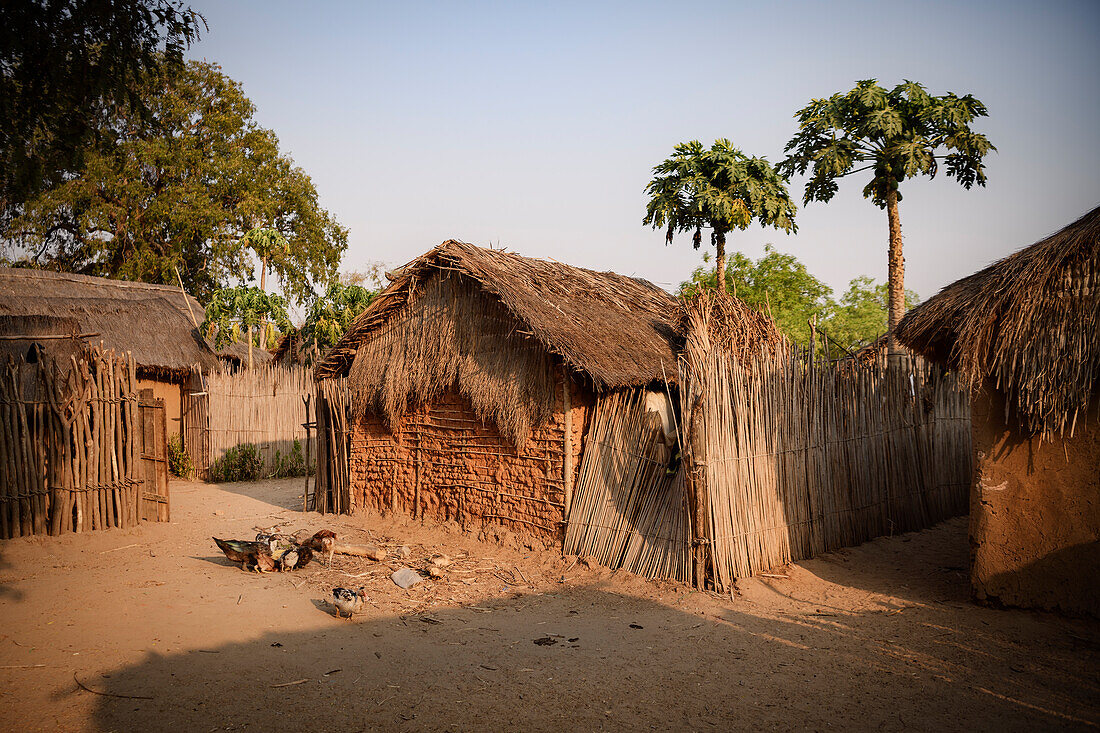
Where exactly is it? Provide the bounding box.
[0,348,168,538]
[564,390,692,582]
[678,302,972,589]
[185,364,313,476]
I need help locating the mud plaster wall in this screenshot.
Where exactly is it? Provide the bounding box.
[350,369,592,545]
[970,382,1100,616]
[137,378,182,437]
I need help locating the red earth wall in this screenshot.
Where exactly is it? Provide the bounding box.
[350,373,592,545]
[970,383,1100,616]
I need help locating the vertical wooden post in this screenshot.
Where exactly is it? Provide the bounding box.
[563,367,573,518]
[302,394,311,513]
[686,391,707,590]
[156,397,169,522]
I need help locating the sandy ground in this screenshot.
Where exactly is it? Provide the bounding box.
[1,478,1098,732]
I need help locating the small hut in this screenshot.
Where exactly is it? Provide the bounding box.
[315,240,685,545]
[897,205,1100,616]
[0,268,224,436]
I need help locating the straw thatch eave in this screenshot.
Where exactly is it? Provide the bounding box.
[896,205,1100,437]
[0,268,221,377]
[316,240,684,387]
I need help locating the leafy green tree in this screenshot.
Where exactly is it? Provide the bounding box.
[203,286,291,369]
[2,60,347,304]
[301,281,376,354]
[644,140,797,292]
[680,249,919,356]
[240,227,289,293]
[0,0,204,213]
[777,80,994,356]
[824,276,919,357]
[681,245,832,345]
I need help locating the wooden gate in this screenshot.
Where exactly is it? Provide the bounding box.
[138,389,170,522]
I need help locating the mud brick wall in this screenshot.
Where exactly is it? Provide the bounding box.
[351,371,592,544]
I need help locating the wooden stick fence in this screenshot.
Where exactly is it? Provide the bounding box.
[0,348,156,538]
[679,302,972,589]
[312,377,350,514]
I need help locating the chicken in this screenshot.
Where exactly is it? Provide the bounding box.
[213,536,312,572]
[332,587,366,619]
[300,529,337,567]
[213,537,276,572]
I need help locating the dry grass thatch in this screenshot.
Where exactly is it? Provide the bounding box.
[896,205,1100,437]
[0,267,223,378]
[317,241,687,445]
[679,288,790,364]
[317,240,682,386]
[347,271,556,447]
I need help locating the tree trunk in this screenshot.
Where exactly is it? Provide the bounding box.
[247,325,253,370]
[885,189,905,363]
[715,231,727,293]
[259,256,267,353]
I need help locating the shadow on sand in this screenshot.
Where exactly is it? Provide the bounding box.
[82,583,1100,731]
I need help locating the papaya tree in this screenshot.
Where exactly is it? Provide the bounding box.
[203,286,291,369]
[778,80,994,358]
[644,139,797,292]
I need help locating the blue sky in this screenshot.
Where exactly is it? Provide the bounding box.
[187,0,1100,302]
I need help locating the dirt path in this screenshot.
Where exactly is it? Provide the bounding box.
[1,478,1097,731]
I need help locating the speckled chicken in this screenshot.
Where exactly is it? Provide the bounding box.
[332,587,367,619]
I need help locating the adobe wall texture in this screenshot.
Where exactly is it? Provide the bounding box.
[970,383,1100,616]
[350,371,592,547]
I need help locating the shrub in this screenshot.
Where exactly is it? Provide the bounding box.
[272,439,312,479]
[210,443,265,483]
[167,434,193,478]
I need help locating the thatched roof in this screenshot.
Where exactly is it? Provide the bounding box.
[896,205,1100,436]
[0,267,221,377]
[317,240,683,387]
[0,314,86,366]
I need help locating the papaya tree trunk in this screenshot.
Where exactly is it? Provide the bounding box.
[259,256,267,352]
[715,231,727,293]
[247,325,253,370]
[885,188,905,361]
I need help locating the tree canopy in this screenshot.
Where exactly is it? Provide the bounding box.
[0,0,204,212]
[680,247,918,357]
[777,79,993,354]
[644,139,797,291]
[777,79,994,208]
[203,285,291,369]
[1,60,347,304]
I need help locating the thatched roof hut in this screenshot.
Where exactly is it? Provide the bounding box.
[896,205,1099,437]
[316,240,683,446]
[0,267,221,378]
[898,206,1099,616]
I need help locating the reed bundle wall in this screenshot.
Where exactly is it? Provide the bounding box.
[564,389,692,582]
[188,364,313,476]
[0,349,166,538]
[342,370,589,543]
[680,318,972,589]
